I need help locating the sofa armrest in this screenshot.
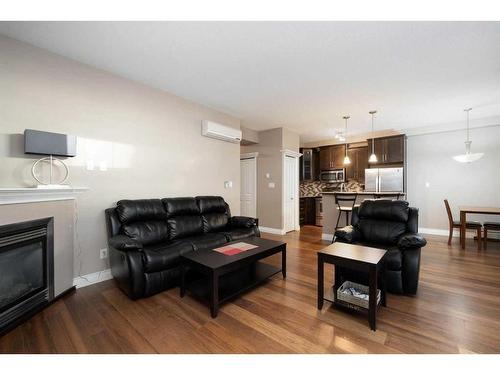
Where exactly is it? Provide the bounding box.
[230,216,258,229]
[334,225,361,244]
[108,234,143,251]
[397,233,427,250]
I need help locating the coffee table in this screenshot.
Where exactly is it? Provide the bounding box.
[317,242,387,330]
[180,237,286,318]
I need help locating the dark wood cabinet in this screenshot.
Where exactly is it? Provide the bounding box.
[346,146,368,182]
[367,135,405,165]
[300,197,316,226]
[319,145,346,170]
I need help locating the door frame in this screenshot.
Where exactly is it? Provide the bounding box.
[281,149,302,232]
[240,152,258,218]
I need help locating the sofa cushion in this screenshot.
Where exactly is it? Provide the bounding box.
[122,221,169,246]
[358,219,407,245]
[197,196,227,214]
[223,228,256,241]
[142,241,193,273]
[182,233,228,251]
[167,216,204,240]
[162,197,200,218]
[116,199,166,224]
[202,213,229,233]
[197,196,229,232]
[358,199,409,223]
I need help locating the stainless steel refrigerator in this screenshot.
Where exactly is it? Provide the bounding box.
[365,167,404,192]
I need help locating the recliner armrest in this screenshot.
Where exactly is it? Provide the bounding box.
[334,225,361,244]
[109,234,143,251]
[397,233,427,250]
[230,216,258,229]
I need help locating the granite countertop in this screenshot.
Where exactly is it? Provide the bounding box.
[321,191,405,195]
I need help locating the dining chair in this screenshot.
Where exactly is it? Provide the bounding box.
[334,193,358,231]
[483,222,500,250]
[444,199,482,250]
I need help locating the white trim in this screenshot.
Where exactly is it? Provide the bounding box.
[240,156,258,218]
[281,149,301,233]
[73,268,113,289]
[240,152,259,160]
[280,149,302,158]
[322,233,334,242]
[0,187,89,205]
[324,228,479,241]
[259,226,286,235]
[419,227,476,239]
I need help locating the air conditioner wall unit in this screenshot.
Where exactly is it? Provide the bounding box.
[201,120,242,144]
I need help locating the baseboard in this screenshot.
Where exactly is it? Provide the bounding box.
[420,227,476,238]
[73,268,113,289]
[259,226,286,235]
[322,233,334,242]
[323,228,480,242]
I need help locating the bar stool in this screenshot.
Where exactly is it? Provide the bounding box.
[373,193,401,200]
[483,222,500,250]
[444,199,482,250]
[334,193,358,231]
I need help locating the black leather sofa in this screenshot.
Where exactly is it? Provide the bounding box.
[105,196,260,299]
[334,199,427,295]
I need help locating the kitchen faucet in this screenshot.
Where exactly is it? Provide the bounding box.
[339,182,346,192]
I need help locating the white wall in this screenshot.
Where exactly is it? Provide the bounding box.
[0,35,241,276]
[406,125,500,231]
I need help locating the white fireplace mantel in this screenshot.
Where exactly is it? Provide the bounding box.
[0,187,89,205]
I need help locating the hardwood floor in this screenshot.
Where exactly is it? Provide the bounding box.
[1,226,499,353]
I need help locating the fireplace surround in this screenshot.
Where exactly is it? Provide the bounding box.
[0,217,54,336]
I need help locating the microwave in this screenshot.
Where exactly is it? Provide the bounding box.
[320,169,345,183]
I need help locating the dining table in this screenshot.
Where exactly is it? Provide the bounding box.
[458,206,500,249]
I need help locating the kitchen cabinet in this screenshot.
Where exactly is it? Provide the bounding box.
[299,148,320,181]
[319,145,346,170]
[300,197,316,226]
[368,135,405,165]
[346,146,368,182]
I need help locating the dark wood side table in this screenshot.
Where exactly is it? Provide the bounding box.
[317,243,387,331]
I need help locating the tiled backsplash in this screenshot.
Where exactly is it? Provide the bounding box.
[300,180,365,197]
[300,181,325,197]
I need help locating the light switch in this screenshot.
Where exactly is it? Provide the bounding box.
[265,173,270,179]
[268,182,275,188]
[224,181,233,189]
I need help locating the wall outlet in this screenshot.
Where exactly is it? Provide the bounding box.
[100,248,108,259]
[224,180,233,188]
[268,182,275,188]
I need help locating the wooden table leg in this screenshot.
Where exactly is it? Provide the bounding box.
[317,255,324,310]
[460,211,466,250]
[210,271,219,318]
[282,247,287,278]
[369,266,377,331]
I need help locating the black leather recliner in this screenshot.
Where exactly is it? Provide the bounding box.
[105,196,260,299]
[334,199,427,295]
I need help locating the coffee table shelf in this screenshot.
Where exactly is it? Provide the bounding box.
[185,262,281,305]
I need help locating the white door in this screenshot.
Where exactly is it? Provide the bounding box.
[240,157,257,218]
[284,155,297,232]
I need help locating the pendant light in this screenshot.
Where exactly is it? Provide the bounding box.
[452,108,484,163]
[343,115,351,165]
[368,110,378,163]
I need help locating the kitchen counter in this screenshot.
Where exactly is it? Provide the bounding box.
[322,191,405,196]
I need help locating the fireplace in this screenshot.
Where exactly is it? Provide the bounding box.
[0,217,54,336]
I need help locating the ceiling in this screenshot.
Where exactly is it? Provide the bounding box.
[1,21,499,142]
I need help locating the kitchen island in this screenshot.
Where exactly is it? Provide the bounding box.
[321,191,406,241]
